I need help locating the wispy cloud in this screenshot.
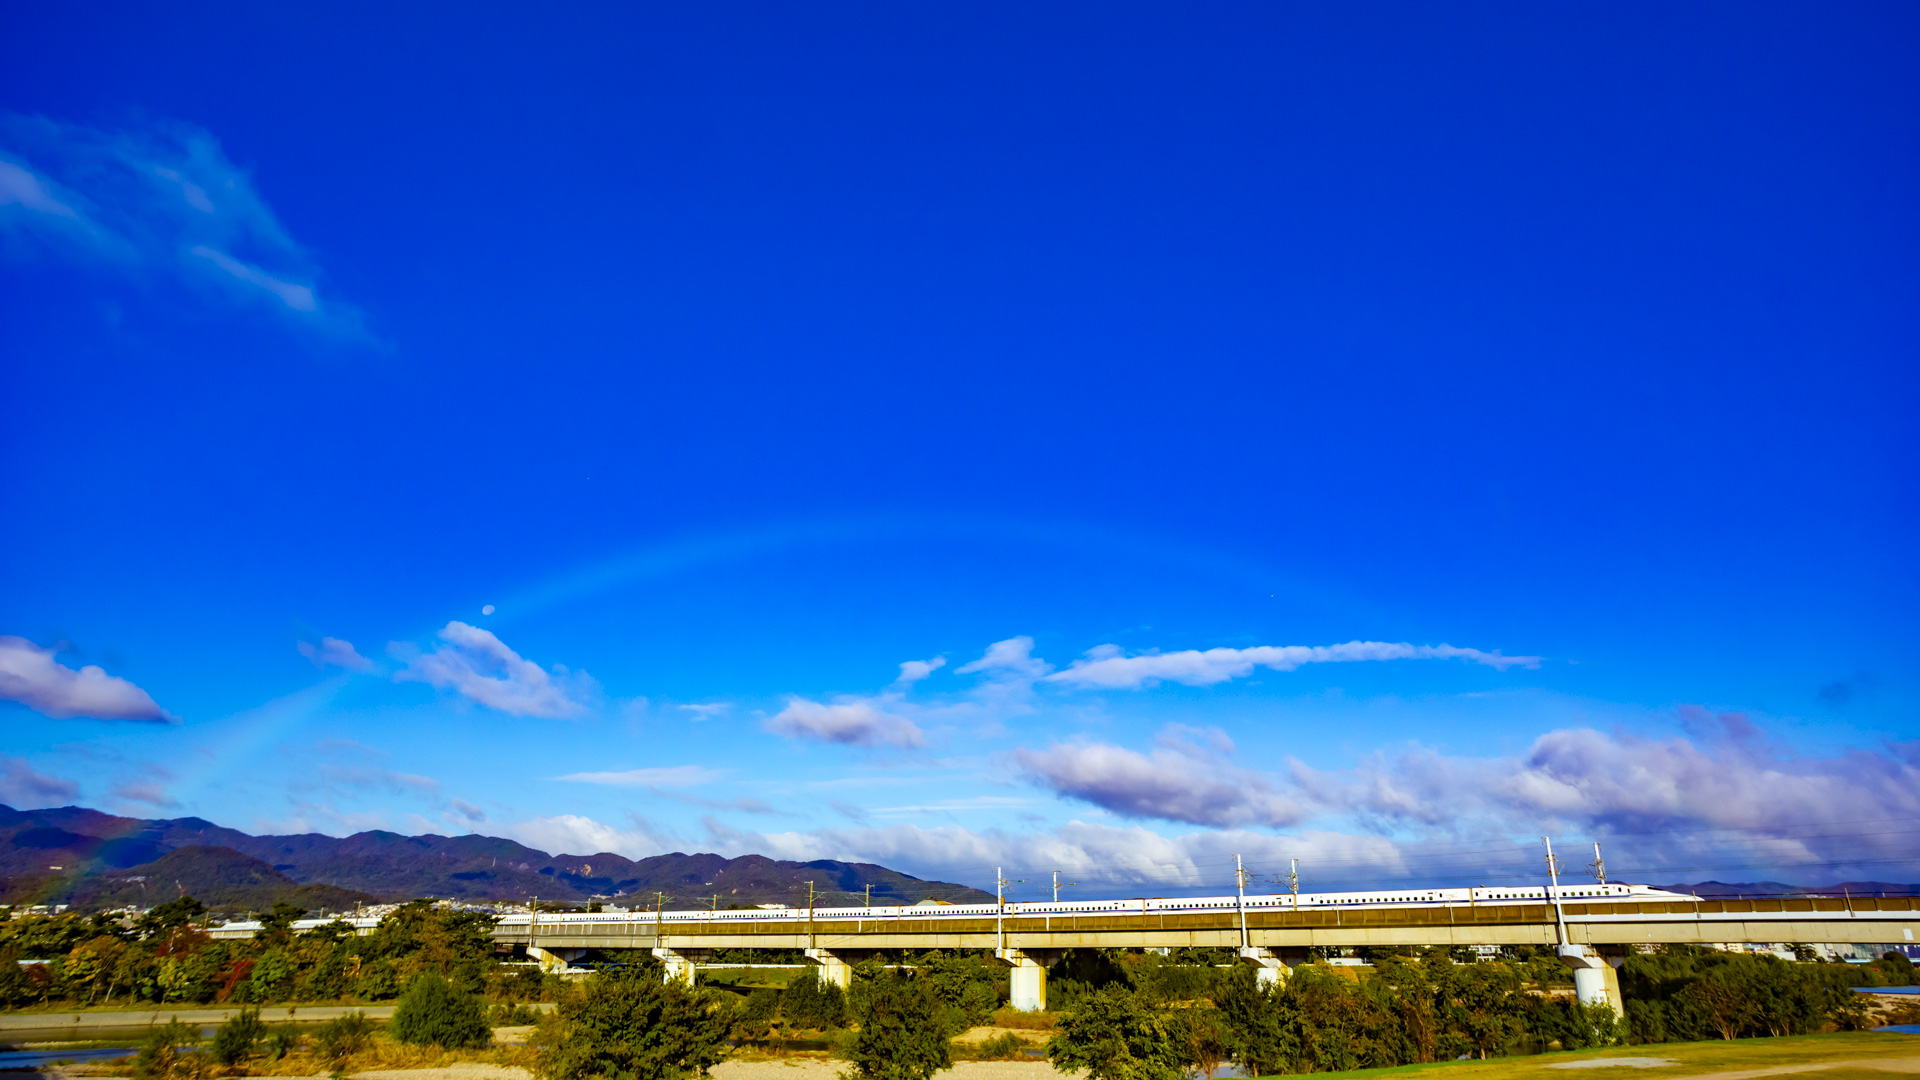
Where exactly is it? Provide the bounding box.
[0,635,176,723]
[110,779,178,809]
[1044,640,1542,689]
[554,765,725,787]
[391,622,597,719]
[0,758,80,809]
[314,764,441,796]
[298,637,375,672]
[0,114,367,337]
[765,698,926,748]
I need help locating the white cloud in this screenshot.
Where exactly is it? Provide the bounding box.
[489,813,675,859]
[764,698,926,748]
[1045,640,1542,689]
[0,114,365,335]
[1013,738,1307,828]
[894,656,946,685]
[678,703,727,720]
[0,635,176,722]
[391,621,597,719]
[297,636,374,672]
[956,636,1052,681]
[700,817,1408,894]
[554,765,725,787]
[0,758,80,809]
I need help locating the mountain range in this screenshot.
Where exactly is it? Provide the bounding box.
[6,805,1911,916]
[0,804,994,913]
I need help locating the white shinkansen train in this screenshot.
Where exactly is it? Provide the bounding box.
[220,882,1694,936]
[493,882,1690,928]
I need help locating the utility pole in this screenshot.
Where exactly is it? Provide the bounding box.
[1288,859,1300,911]
[1587,842,1606,885]
[863,884,872,908]
[995,868,1012,953]
[1051,870,1075,902]
[1542,837,1569,946]
[1234,854,1249,949]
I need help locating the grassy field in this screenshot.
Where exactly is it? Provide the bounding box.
[698,967,807,993]
[1252,1033,1920,1080]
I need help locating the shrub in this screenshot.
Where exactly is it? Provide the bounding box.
[267,1022,303,1060]
[842,969,951,1080]
[133,1019,207,1080]
[391,971,493,1048]
[975,1032,1023,1060]
[211,1007,267,1065]
[493,1002,545,1025]
[535,968,730,1080]
[313,1011,378,1060]
[732,988,777,1045]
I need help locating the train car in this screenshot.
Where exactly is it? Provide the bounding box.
[218,880,1694,935]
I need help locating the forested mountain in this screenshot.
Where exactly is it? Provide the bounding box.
[0,804,992,911]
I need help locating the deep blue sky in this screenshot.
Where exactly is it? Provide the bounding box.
[2,2,1915,897]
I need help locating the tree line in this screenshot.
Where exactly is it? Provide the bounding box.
[0,897,551,1008]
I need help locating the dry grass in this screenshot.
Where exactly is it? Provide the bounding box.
[1248,1033,1920,1080]
[988,1009,1056,1031]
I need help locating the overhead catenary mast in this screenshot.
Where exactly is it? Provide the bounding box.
[1234,854,1249,949]
[1542,837,1570,947]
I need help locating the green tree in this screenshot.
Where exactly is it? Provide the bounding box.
[136,897,208,941]
[535,968,730,1080]
[783,968,848,1029]
[391,971,493,1048]
[1214,966,1296,1077]
[253,902,309,947]
[1048,983,1185,1080]
[0,945,32,1008]
[843,969,952,1080]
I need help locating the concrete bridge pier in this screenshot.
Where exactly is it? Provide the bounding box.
[804,948,855,990]
[1557,944,1624,1017]
[528,945,586,973]
[653,947,704,983]
[997,949,1053,1012]
[1237,946,1289,988]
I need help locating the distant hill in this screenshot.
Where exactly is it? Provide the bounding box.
[0,804,994,912]
[1660,880,1920,898]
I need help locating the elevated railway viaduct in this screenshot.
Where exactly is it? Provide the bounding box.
[500,892,1920,1014]
[219,890,1920,1015]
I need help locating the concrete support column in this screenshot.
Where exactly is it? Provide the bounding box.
[804,948,854,990]
[1237,947,1289,988]
[1557,944,1623,1018]
[653,947,696,984]
[527,945,584,973]
[997,949,1050,1012]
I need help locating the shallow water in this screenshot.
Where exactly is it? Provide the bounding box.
[0,1047,140,1069]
